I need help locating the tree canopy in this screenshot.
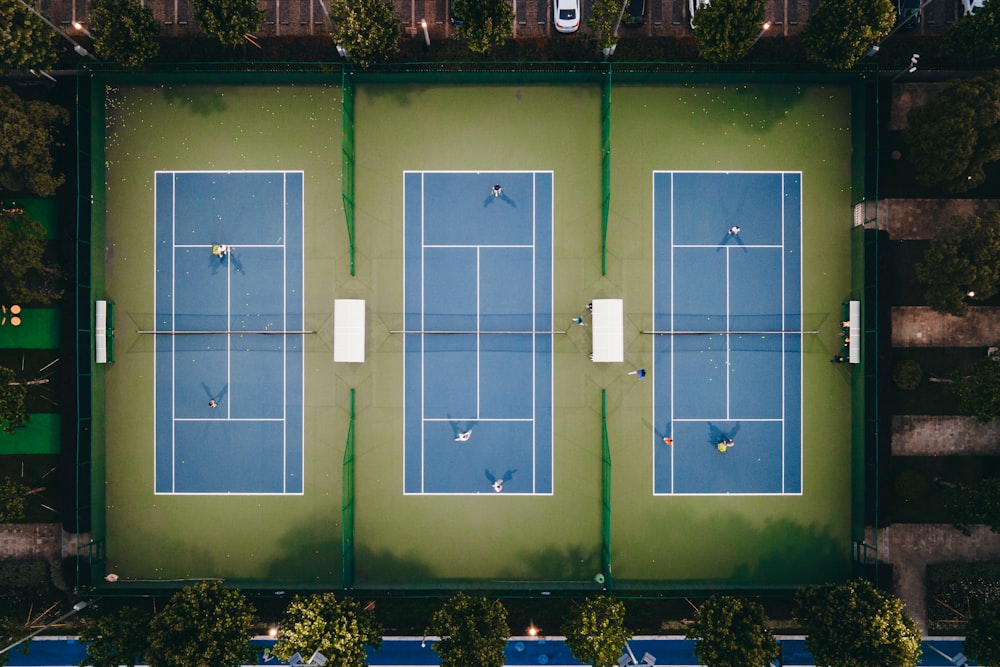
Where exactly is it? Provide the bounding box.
[90,0,160,69]
[272,593,383,667]
[587,0,624,53]
[950,353,1000,424]
[328,0,400,68]
[905,69,1000,194]
[426,593,509,667]
[0,475,31,521]
[800,0,895,70]
[795,579,921,667]
[0,0,58,73]
[0,88,68,197]
[80,606,153,667]
[687,595,780,667]
[560,595,631,667]
[964,598,1000,666]
[0,368,28,436]
[915,211,1000,316]
[692,0,769,63]
[451,0,514,53]
[0,207,64,305]
[190,0,263,46]
[942,0,1000,63]
[146,581,257,667]
[949,477,1000,536]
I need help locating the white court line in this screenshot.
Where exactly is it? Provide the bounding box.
[531,172,537,493]
[672,417,783,423]
[176,418,285,422]
[420,173,426,493]
[669,173,675,494]
[676,243,783,249]
[726,243,731,421]
[282,172,287,493]
[476,246,481,420]
[175,243,285,248]
[171,173,177,493]
[425,244,533,249]
[425,417,534,422]
[781,175,786,492]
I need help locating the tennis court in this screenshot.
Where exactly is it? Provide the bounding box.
[652,171,802,495]
[92,74,858,590]
[402,171,553,495]
[153,171,304,494]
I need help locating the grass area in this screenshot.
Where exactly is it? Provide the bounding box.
[0,349,62,413]
[887,456,1000,524]
[889,347,990,415]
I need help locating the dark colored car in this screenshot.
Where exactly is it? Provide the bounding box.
[898,0,921,27]
[623,0,646,27]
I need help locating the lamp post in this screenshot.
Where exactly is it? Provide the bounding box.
[420,18,430,45]
[0,601,90,657]
[14,0,95,59]
[72,21,93,38]
[891,53,920,82]
[602,0,631,58]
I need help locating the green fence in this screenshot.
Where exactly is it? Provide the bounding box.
[342,70,356,277]
[342,388,356,588]
[601,68,612,277]
[601,389,612,588]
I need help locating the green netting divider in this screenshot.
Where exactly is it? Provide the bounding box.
[342,387,355,588]
[341,69,356,276]
[601,389,612,588]
[601,68,612,277]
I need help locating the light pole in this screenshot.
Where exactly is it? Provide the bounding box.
[602,0,631,58]
[72,21,93,38]
[0,601,90,657]
[750,20,771,48]
[420,18,430,45]
[891,53,920,82]
[14,0,95,59]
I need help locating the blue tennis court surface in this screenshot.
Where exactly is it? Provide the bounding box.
[653,171,802,495]
[154,171,304,494]
[403,171,553,495]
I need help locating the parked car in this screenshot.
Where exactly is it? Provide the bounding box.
[554,0,580,32]
[623,0,646,27]
[689,0,709,28]
[962,0,985,15]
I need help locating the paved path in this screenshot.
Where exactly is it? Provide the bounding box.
[892,416,1000,456]
[874,523,1000,633]
[892,306,1000,347]
[871,198,1000,240]
[0,524,89,560]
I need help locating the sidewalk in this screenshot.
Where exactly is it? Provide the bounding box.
[892,306,1000,347]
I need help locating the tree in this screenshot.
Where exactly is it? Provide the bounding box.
[915,212,1000,316]
[89,0,160,69]
[80,606,153,667]
[425,593,509,667]
[795,579,921,667]
[328,0,400,69]
[190,0,263,46]
[272,593,383,667]
[0,614,25,667]
[0,207,64,305]
[0,476,43,521]
[950,353,1000,424]
[904,70,1000,194]
[451,0,513,54]
[686,595,780,667]
[692,0,768,63]
[0,87,68,197]
[800,0,895,70]
[0,0,58,73]
[560,595,631,667]
[587,0,624,53]
[949,478,1000,535]
[0,367,29,436]
[942,0,1000,63]
[964,598,1000,666]
[146,581,257,667]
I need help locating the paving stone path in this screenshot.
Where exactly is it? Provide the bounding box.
[892,306,1000,348]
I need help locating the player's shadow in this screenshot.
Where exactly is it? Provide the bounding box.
[707,421,741,446]
[202,382,229,407]
[208,250,245,275]
[483,193,517,208]
[446,414,479,440]
[484,468,517,492]
[717,232,748,253]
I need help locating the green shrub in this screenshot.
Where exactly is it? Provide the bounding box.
[893,359,923,390]
[926,562,1000,630]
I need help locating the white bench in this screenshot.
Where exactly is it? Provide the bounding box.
[848,300,860,364]
[592,299,624,363]
[95,300,108,364]
[333,299,366,362]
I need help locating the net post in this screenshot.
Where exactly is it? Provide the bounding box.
[341,68,356,277]
[601,389,612,589]
[342,387,355,588]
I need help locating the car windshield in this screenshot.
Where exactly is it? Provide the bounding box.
[559,7,576,18]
